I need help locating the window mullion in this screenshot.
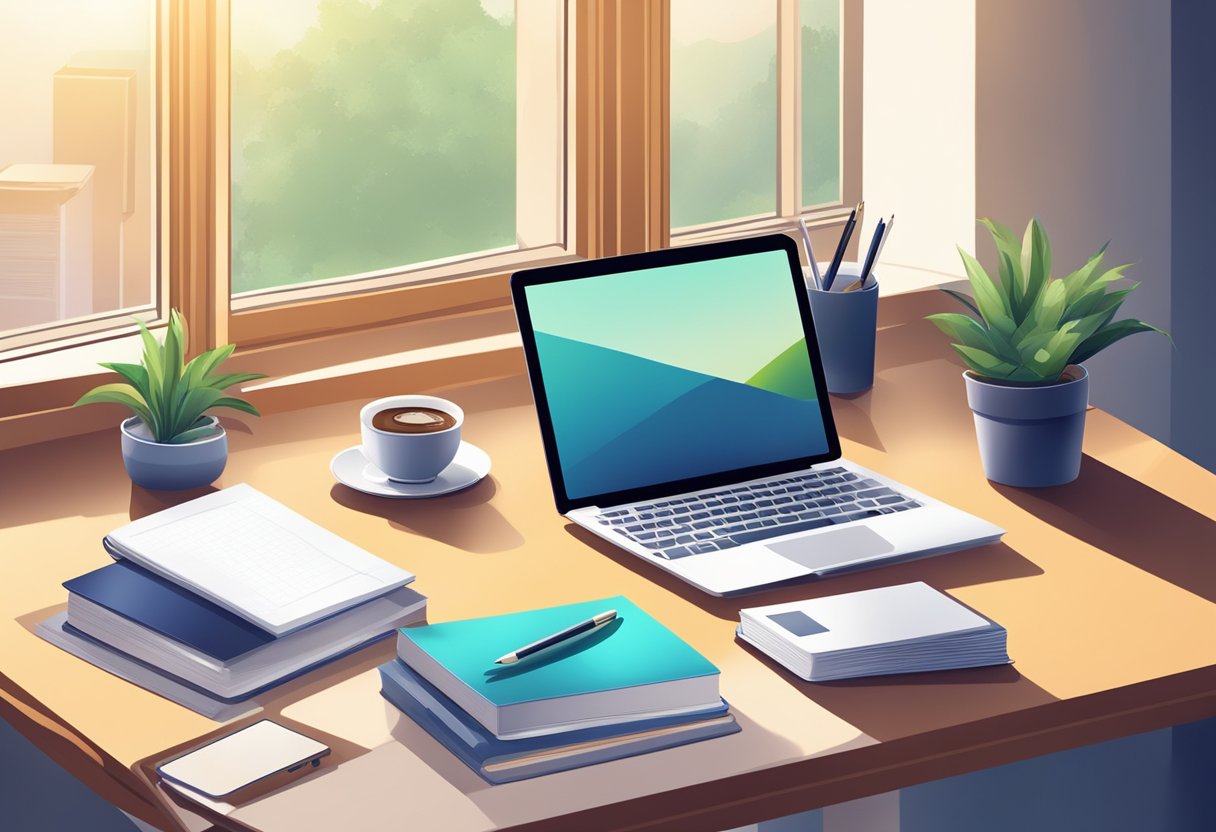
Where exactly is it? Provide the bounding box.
[777,0,801,217]
[169,0,226,354]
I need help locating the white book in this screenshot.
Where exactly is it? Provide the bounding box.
[105,484,414,635]
[738,582,1009,681]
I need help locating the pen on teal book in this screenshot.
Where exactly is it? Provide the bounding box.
[494,609,618,665]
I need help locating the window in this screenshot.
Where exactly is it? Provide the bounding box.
[229,0,566,303]
[669,0,853,236]
[3,1,859,429]
[0,0,161,353]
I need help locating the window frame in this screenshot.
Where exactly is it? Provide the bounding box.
[671,0,862,246]
[1,0,861,438]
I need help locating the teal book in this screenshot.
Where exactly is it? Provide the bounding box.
[395,596,721,739]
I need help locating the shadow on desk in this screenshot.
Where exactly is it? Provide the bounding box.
[994,455,1216,603]
[564,525,1043,623]
[330,477,525,555]
[735,637,1058,743]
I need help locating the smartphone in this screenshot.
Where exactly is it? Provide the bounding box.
[157,720,330,799]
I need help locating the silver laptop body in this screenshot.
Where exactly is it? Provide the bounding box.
[511,234,1003,596]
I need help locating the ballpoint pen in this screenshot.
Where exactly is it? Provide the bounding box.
[494,609,618,664]
[851,218,885,291]
[798,217,822,289]
[846,213,894,292]
[823,201,862,291]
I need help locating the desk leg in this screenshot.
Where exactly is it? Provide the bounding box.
[122,810,168,832]
[822,790,900,832]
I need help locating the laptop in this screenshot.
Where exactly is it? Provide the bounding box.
[510,234,1003,596]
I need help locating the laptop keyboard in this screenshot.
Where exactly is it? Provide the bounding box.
[592,467,922,560]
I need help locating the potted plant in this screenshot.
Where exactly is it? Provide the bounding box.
[75,310,266,490]
[927,218,1167,487]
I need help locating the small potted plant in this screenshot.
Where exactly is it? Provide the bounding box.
[75,310,265,490]
[928,218,1167,487]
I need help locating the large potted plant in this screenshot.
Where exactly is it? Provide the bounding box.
[75,310,265,490]
[928,218,1167,487]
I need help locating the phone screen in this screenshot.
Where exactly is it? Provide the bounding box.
[158,720,329,798]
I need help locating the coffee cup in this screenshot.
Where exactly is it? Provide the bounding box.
[360,395,464,483]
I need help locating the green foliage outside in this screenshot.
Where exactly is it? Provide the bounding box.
[231,0,516,294]
[928,218,1168,385]
[670,1,841,228]
[801,0,841,207]
[75,311,265,443]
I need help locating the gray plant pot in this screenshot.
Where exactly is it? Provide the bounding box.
[964,365,1088,487]
[120,415,228,491]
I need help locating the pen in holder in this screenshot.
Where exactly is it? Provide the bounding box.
[806,262,878,395]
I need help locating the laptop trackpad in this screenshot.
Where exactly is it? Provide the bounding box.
[766,526,895,572]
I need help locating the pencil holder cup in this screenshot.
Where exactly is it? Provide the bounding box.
[806,262,878,395]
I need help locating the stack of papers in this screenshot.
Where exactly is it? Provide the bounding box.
[738,582,1009,681]
[41,485,424,717]
[384,595,738,782]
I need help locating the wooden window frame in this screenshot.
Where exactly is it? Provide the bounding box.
[1,0,861,440]
[672,0,863,247]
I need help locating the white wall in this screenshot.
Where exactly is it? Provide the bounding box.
[975,0,1173,444]
[863,0,976,293]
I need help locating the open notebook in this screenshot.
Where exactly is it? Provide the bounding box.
[104,484,414,636]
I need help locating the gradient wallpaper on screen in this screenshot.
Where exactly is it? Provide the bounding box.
[526,249,829,500]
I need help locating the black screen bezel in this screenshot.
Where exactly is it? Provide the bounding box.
[510,233,842,515]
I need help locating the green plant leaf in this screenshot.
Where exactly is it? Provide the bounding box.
[211,396,261,417]
[97,362,151,400]
[170,386,225,439]
[160,311,186,439]
[1012,279,1067,345]
[1060,242,1108,304]
[957,246,1015,336]
[75,383,156,430]
[926,313,1019,364]
[980,218,1027,318]
[1078,262,1135,299]
[168,421,223,445]
[951,344,1020,379]
[1019,320,1085,381]
[1063,283,1137,324]
[1020,218,1052,311]
[940,287,982,319]
[187,343,236,386]
[135,319,165,418]
[1070,319,1168,365]
[203,371,267,391]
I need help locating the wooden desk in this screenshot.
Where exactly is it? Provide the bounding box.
[2,290,1214,832]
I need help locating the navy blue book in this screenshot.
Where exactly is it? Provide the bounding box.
[65,560,272,662]
[378,658,738,784]
[61,562,427,701]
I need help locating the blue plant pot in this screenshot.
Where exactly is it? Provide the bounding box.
[964,366,1088,488]
[120,416,228,490]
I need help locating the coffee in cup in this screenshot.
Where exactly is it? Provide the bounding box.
[371,406,458,434]
[360,395,464,483]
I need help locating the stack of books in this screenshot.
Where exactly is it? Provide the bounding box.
[737,582,1009,682]
[41,485,425,717]
[379,595,738,783]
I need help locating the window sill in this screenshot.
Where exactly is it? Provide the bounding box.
[0,307,523,450]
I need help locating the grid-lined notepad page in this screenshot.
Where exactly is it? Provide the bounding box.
[107,484,413,635]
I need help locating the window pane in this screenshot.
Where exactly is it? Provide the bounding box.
[0,2,157,340]
[801,0,841,207]
[670,0,777,229]
[231,0,517,295]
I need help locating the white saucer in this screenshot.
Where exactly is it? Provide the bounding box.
[330,442,491,498]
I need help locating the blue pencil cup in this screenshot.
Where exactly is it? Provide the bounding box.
[806,263,878,395]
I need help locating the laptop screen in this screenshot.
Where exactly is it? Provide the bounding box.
[514,235,839,512]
